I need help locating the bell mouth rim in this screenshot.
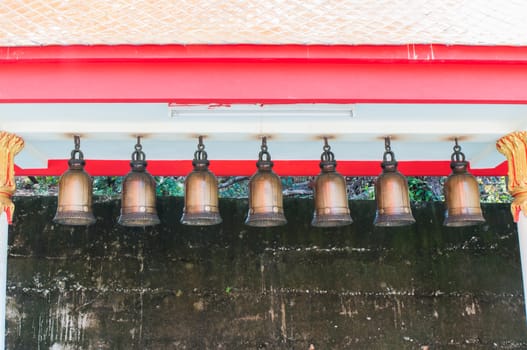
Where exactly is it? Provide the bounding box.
[443,217,485,227]
[245,220,288,227]
[443,220,485,227]
[245,212,287,227]
[180,212,222,226]
[311,221,353,228]
[443,207,485,226]
[373,208,416,226]
[311,217,353,227]
[118,212,160,227]
[118,218,160,227]
[53,212,96,226]
[373,219,416,227]
[53,220,95,226]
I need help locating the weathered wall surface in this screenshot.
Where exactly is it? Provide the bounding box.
[6,197,527,349]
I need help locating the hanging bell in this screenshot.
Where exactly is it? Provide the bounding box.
[118,137,160,227]
[181,136,222,226]
[53,135,96,226]
[311,138,353,227]
[245,137,287,227]
[443,138,485,227]
[374,137,415,227]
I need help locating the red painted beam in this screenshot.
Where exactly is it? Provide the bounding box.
[1,45,518,176]
[14,159,508,177]
[3,60,527,104]
[2,45,527,103]
[3,44,527,63]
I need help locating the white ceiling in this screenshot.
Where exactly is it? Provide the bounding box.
[0,103,523,170]
[1,1,527,46]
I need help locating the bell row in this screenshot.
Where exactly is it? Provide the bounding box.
[52,135,485,228]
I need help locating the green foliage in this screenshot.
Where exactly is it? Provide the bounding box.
[479,176,513,203]
[92,176,122,196]
[156,176,184,196]
[281,177,295,187]
[14,175,512,204]
[407,177,440,202]
[16,176,59,195]
[219,177,249,198]
[347,177,375,200]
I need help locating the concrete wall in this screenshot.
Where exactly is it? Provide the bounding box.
[6,197,527,349]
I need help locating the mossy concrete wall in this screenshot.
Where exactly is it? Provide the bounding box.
[6,197,527,349]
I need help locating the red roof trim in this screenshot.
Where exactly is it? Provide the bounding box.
[3,60,527,104]
[1,44,517,176]
[3,45,527,104]
[3,44,527,63]
[14,159,508,177]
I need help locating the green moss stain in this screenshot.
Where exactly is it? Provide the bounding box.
[7,197,527,349]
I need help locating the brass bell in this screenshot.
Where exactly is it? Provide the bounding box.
[181,136,222,226]
[53,135,96,226]
[312,138,352,227]
[443,138,485,227]
[374,137,415,227]
[245,137,287,227]
[118,137,160,227]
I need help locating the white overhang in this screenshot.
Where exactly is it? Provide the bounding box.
[0,102,523,171]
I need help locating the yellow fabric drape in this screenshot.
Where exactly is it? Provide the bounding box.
[496,131,527,222]
[0,132,24,224]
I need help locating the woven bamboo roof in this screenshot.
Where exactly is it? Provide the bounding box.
[1,0,526,46]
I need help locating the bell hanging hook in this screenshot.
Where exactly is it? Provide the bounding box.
[320,137,335,163]
[451,137,466,163]
[323,137,331,152]
[260,136,268,152]
[130,136,147,169]
[197,135,205,151]
[382,136,396,164]
[134,136,142,152]
[74,135,80,151]
[257,136,273,165]
[69,135,85,165]
[193,135,209,164]
[384,136,391,152]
